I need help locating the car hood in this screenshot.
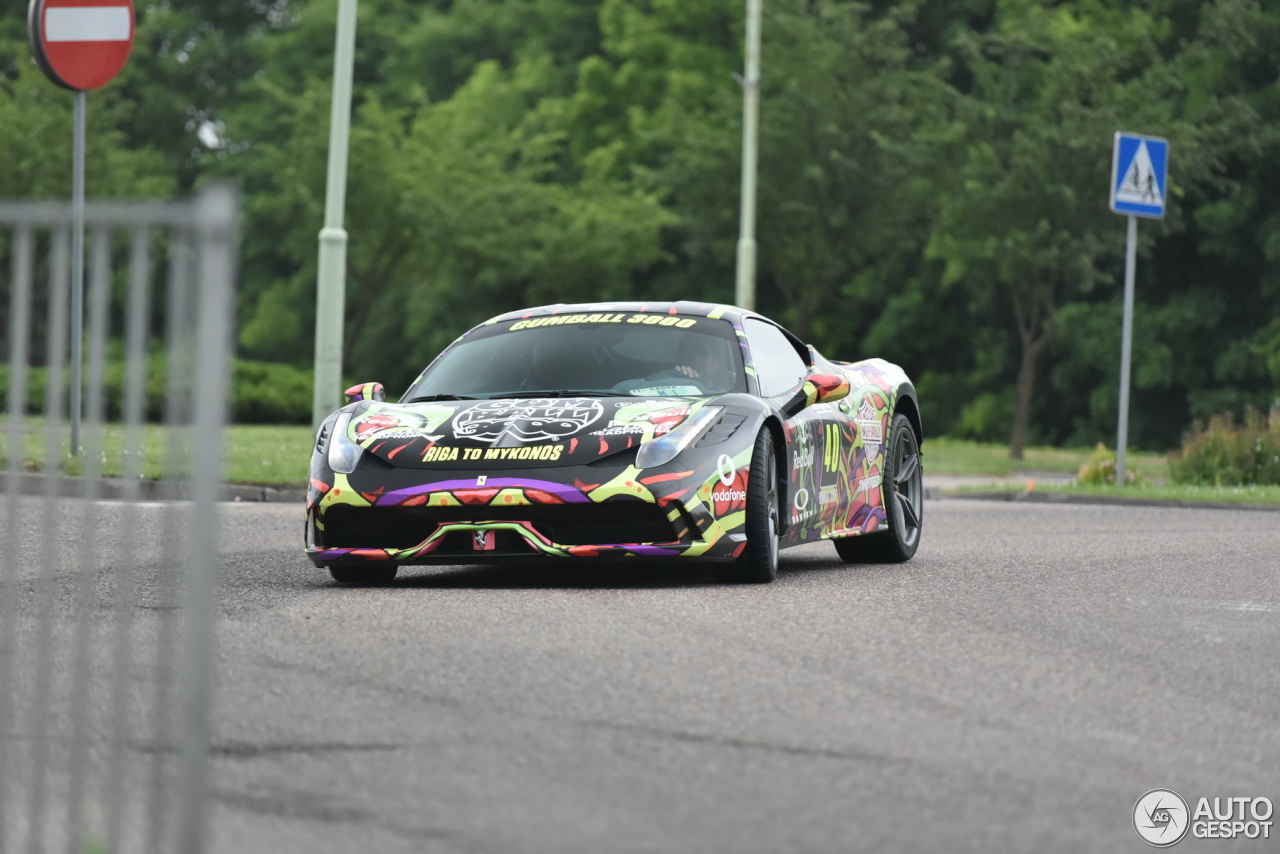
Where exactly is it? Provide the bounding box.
[346,396,709,469]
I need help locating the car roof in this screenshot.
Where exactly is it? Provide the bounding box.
[481,301,766,327]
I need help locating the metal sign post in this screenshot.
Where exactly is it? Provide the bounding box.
[312,0,359,429]
[1108,131,1169,486]
[733,0,761,311]
[28,0,136,455]
[71,90,85,453]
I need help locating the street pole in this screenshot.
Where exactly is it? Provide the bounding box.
[312,0,359,429]
[70,90,85,454]
[733,0,761,311]
[1115,214,1137,485]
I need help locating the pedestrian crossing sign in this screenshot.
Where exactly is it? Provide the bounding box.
[1110,132,1169,218]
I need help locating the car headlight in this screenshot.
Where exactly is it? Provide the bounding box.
[635,406,722,469]
[328,412,363,473]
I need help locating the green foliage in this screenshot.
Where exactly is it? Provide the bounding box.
[955,391,1015,443]
[4,0,1280,450]
[0,35,173,198]
[1075,442,1144,485]
[0,356,167,421]
[0,358,316,424]
[231,360,315,424]
[1169,406,1280,486]
[230,49,674,389]
[924,435,1168,478]
[918,0,1265,456]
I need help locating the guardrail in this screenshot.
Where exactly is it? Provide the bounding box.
[0,184,238,854]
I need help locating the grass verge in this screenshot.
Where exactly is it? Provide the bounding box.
[1,418,314,485]
[8,421,1275,505]
[922,436,1169,479]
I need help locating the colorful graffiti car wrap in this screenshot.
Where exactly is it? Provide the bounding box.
[306,301,919,568]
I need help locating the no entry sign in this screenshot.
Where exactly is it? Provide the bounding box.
[28,0,135,91]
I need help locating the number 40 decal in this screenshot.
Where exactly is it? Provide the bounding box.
[823,424,841,472]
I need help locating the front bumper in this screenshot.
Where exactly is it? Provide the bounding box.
[305,469,750,566]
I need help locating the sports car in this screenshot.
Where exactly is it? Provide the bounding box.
[305,301,923,584]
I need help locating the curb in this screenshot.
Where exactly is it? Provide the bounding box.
[4,472,306,504]
[941,489,1280,513]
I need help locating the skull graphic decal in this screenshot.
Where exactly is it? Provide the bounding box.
[452,399,606,445]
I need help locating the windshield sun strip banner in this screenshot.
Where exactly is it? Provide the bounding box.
[507,312,701,331]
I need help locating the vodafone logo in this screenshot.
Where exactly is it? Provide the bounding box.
[711,466,748,515]
[717,454,736,486]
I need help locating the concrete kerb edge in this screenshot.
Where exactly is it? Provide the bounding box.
[5,472,306,504]
[940,488,1280,512]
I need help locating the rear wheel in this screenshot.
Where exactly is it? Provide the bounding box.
[716,427,780,584]
[834,412,922,563]
[328,565,399,585]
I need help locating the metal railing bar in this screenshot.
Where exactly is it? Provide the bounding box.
[144,227,195,854]
[104,226,153,854]
[0,184,238,853]
[0,201,199,227]
[62,224,113,854]
[0,224,35,854]
[176,183,238,854]
[25,226,71,854]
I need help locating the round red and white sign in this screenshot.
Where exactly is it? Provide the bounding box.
[28,0,135,91]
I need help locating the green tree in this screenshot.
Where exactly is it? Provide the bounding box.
[0,25,171,199]
[559,0,956,358]
[925,0,1257,457]
[232,53,673,389]
[1037,0,1280,449]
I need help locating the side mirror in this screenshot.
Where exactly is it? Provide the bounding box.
[805,374,851,405]
[344,382,386,404]
[782,373,850,416]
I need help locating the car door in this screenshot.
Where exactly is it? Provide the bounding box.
[741,318,848,538]
[829,368,889,535]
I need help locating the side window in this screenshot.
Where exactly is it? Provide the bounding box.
[744,319,809,397]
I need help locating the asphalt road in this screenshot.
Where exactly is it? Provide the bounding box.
[4,497,1279,853]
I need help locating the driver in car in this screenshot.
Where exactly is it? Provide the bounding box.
[612,331,734,394]
[672,334,731,388]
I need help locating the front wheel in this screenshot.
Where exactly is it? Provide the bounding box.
[834,412,922,563]
[328,565,399,585]
[716,426,780,584]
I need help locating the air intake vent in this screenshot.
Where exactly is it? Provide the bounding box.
[323,502,678,549]
[315,423,330,454]
[697,413,746,446]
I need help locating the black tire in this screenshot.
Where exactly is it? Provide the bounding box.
[834,412,922,564]
[328,565,399,585]
[716,426,780,584]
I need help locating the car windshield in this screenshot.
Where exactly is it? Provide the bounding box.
[404,313,747,400]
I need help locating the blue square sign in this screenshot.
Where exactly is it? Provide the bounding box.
[1110,132,1169,218]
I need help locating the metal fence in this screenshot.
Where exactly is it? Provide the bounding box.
[0,184,238,854]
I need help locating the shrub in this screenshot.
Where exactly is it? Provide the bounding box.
[1,357,319,424]
[955,391,1014,443]
[1076,442,1143,485]
[1169,406,1280,486]
[231,359,313,423]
